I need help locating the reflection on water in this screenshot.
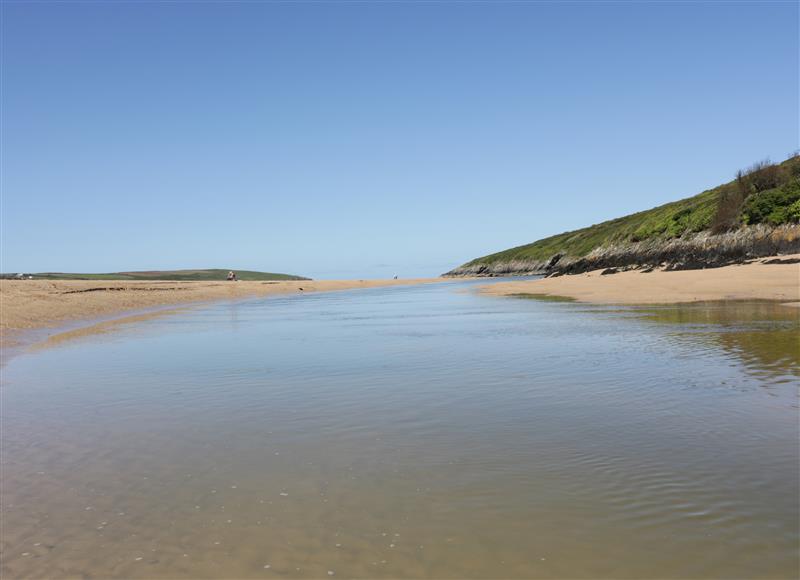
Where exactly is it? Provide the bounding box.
[634,301,799,382]
[1,283,798,579]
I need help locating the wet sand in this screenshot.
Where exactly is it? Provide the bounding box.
[0,278,447,349]
[481,256,800,305]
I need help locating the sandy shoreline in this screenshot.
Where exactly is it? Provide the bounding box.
[481,256,800,305]
[4,259,798,352]
[0,278,446,350]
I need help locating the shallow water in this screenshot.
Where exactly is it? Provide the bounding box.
[1,281,798,578]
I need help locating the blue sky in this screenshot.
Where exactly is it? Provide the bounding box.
[2,1,797,278]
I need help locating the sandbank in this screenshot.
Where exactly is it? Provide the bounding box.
[481,256,800,305]
[0,278,447,350]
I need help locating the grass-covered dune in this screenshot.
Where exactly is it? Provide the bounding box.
[9,269,309,281]
[445,155,800,277]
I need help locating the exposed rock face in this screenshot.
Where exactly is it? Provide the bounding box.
[443,224,800,277]
[443,259,553,277]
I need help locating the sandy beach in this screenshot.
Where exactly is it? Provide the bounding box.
[481,256,800,305]
[0,278,446,348]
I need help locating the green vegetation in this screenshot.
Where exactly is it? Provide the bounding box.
[15,269,309,281]
[741,180,800,226]
[460,155,800,268]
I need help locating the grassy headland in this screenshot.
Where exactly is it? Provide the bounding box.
[446,155,800,276]
[5,269,309,281]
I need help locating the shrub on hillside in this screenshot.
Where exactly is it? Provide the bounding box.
[711,184,745,233]
[788,199,800,222]
[741,181,800,226]
[789,156,800,178]
[713,159,794,232]
[743,160,786,193]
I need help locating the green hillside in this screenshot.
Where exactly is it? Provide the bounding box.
[18,269,309,281]
[454,155,800,271]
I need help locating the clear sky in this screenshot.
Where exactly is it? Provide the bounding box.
[2,1,797,279]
